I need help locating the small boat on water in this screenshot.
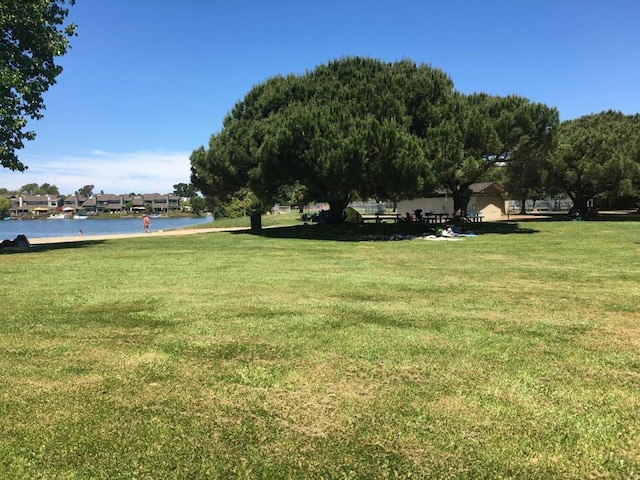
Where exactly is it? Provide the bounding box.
[48,214,68,220]
[73,215,89,220]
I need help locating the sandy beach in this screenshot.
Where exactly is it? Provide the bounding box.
[28,226,247,245]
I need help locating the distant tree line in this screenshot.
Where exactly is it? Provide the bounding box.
[0,183,61,196]
[191,57,640,220]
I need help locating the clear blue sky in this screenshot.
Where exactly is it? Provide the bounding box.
[4,0,639,194]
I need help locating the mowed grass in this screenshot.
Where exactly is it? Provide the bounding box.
[1,219,639,479]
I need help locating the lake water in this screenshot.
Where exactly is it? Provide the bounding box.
[1,215,215,240]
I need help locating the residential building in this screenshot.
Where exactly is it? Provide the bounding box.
[8,194,64,217]
[5,193,182,217]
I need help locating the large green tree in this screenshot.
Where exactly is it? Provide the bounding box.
[546,110,640,216]
[1,0,76,171]
[191,57,456,222]
[432,94,559,217]
[503,103,560,214]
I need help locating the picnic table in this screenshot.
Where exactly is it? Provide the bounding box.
[362,213,402,223]
[423,213,451,224]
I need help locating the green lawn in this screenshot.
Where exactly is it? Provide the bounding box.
[1,219,639,479]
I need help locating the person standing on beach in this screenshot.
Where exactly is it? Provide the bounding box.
[143,214,150,233]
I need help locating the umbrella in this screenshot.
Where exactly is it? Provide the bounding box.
[62,207,75,212]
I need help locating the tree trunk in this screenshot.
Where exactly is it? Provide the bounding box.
[451,184,472,218]
[327,197,350,224]
[574,196,590,217]
[519,195,527,215]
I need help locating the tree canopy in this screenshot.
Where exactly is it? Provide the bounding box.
[19,182,59,195]
[172,182,197,198]
[547,110,640,215]
[75,184,94,197]
[192,57,456,222]
[1,0,76,171]
[0,196,11,217]
[188,195,206,216]
[433,94,558,215]
[190,57,569,221]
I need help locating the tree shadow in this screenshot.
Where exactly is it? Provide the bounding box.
[232,220,540,242]
[0,240,108,255]
[508,212,640,223]
[582,213,639,222]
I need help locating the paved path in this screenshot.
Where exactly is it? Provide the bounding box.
[28,226,248,245]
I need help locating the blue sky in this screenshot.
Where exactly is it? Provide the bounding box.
[4,0,639,194]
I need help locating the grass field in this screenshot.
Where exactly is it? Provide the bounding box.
[1,217,639,479]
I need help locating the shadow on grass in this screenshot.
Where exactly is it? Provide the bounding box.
[0,240,108,255]
[509,212,640,223]
[247,211,637,241]
[232,220,540,242]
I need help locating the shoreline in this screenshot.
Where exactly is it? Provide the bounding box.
[28,226,247,245]
[15,214,585,246]
[27,215,554,245]
[28,216,546,245]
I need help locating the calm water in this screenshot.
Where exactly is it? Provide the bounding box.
[1,215,214,239]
